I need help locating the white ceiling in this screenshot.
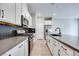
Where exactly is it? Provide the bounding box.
[28,3,79,19]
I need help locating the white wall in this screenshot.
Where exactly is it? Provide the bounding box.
[77,19,79,36]
[28,3,79,37]
[35,13,44,40]
[30,13,35,28]
[22,4,32,27]
[44,20,52,25]
[52,18,78,36]
[50,4,79,37]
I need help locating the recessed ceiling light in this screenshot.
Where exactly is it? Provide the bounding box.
[53,13,56,16]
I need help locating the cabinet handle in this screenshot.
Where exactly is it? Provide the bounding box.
[18,44,23,48]
[61,46,67,51]
[58,49,60,56]
[53,43,56,46]
[2,10,4,18]
[8,54,11,56]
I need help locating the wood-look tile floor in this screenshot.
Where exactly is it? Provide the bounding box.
[30,40,51,56]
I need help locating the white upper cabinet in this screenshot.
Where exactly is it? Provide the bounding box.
[15,3,22,25]
[2,40,25,56]
[22,3,32,27]
[0,3,16,24]
[22,3,27,16]
[0,3,32,26]
[24,38,28,56]
[2,38,28,56]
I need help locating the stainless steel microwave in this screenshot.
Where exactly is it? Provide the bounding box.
[21,15,29,28]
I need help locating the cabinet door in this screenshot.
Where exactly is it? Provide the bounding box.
[2,40,25,56]
[49,42,53,55]
[74,51,79,56]
[2,52,11,56]
[59,50,68,56]
[16,3,21,25]
[13,41,25,56]
[47,35,58,56]
[24,38,28,56]
[60,43,74,56]
[0,3,16,24]
[52,39,59,56]
[9,41,25,56]
[46,35,50,46]
[46,36,53,55]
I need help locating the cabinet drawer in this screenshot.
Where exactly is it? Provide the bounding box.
[60,43,74,56]
[51,39,58,46]
[74,51,79,56]
[60,50,68,56]
[51,38,59,56]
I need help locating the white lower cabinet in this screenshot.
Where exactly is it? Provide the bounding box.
[46,35,59,56]
[15,3,21,26]
[24,39,28,56]
[59,43,74,56]
[49,43,53,55]
[2,39,28,56]
[74,51,79,56]
[46,35,52,55]
[46,35,75,56]
[59,50,68,56]
[52,40,59,56]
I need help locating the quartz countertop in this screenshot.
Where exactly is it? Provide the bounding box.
[0,36,28,55]
[49,34,79,52]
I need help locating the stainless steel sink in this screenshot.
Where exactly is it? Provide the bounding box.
[50,34,61,36]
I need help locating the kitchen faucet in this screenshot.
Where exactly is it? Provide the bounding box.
[55,27,61,35]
